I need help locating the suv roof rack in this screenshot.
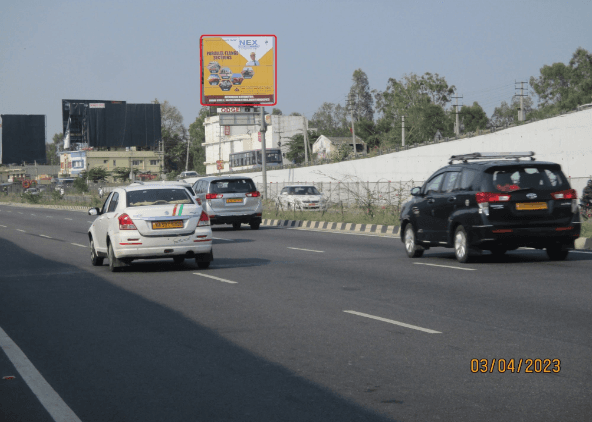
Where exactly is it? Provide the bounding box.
[448,151,535,164]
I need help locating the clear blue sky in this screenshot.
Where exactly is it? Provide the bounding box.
[1,0,590,142]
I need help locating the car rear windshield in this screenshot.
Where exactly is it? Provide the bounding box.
[126,188,194,207]
[210,179,256,194]
[484,166,569,192]
[284,186,320,195]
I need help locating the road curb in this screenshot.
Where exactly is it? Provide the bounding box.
[262,218,401,237]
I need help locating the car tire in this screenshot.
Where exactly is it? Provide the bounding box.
[250,222,260,230]
[454,225,471,263]
[173,256,185,265]
[90,239,104,266]
[197,261,211,269]
[108,241,122,272]
[546,245,569,261]
[404,224,424,258]
[232,222,241,230]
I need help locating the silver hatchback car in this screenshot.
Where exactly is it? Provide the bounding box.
[192,176,262,230]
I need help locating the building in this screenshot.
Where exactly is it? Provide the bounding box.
[59,150,87,177]
[312,135,366,159]
[86,147,162,181]
[0,164,60,184]
[202,114,310,174]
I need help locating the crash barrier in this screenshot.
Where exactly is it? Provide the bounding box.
[262,218,400,235]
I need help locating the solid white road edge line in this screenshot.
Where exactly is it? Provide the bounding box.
[70,243,87,248]
[413,262,476,271]
[344,310,441,334]
[193,273,238,284]
[287,247,324,253]
[0,326,83,422]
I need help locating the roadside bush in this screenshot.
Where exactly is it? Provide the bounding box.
[73,178,89,194]
[22,192,41,204]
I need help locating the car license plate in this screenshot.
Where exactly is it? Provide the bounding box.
[226,198,242,203]
[152,220,183,229]
[516,202,547,210]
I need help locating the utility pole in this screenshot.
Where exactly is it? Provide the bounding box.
[401,116,405,147]
[348,93,357,157]
[185,130,190,172]
[260,107,267,199]
[452,95,463,135]
[218,120,222,174]
[515,81,528,122]
[302,116,309,164]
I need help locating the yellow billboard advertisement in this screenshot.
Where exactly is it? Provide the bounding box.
[200,35,276,106]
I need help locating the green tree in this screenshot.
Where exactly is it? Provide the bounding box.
[310,103,350,137]
[80,166,109,182]
[45,133,62,165]
[460,101,489,132]
[285,131,319,164]
[348,69,374,121]
[73,177,89,193]
[187,107,210,175]
[111,167,135,182]
[155,99,187,174]
[272,108,283,115]
[490,96,534,127]
[289,112,302,116]
[530,47,592,113]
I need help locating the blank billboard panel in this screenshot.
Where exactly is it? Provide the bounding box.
[1,115,46,164]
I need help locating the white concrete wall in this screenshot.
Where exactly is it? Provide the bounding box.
[238,108,592,194]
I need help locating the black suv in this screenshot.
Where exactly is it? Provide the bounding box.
[400,152,581,262]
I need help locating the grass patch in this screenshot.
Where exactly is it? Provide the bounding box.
[581,220,592,238]
[0,193,101,208]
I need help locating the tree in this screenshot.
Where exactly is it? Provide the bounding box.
[490,96,534,127]
[348,69,374,121]
[272,108,283,115]
[80,167,109,183]
[530,47,592,113]
[285,131,319,164]
[111,167,137,182]
[73,177,89,194]
[373,72,456,146]
[289,112,302,116]
[188,107,210,175]
[45,133,62,165]
[155,99,187,174]
[310,103,350,137]
[460,102,489,132]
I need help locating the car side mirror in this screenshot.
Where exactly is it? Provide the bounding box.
[88,208,100,216]
[410,187,422,196]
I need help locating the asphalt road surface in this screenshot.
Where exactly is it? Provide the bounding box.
[1,204,591,421]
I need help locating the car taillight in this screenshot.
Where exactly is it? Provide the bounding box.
[118,213,137,230]
[198,211,210,226]
[550,189,577,200]
[245,191,261,197]
[206,193,223,199]
[476,192,511,203]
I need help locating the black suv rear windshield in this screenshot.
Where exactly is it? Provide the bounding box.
[210,179,256,194]
[126,188,193,207]
[484,166,569,192]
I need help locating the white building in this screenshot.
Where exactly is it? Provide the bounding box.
[202,114,310,174]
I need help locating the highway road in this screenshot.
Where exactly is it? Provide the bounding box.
[1,203,591,421]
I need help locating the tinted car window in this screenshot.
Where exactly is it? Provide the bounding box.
[457,169,480,191]
[210,179,256,194]
[486,166,568,192]
[293,186,320,195]
[107,192,119,212]
[101,193,113,214]
[424,174,444,194]
[127,189,193,207]
[442,172,461,193]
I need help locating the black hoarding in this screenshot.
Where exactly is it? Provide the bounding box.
[1,115,46,164]
[62,100,161,147]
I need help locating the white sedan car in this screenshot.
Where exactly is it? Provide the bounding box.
[276,185,327,210]
[88,184,213,272]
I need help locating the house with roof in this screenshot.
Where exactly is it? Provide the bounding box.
[312,135,365,159]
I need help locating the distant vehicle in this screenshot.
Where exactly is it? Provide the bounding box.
[55,178,75,191]
[400,152,581,262]
[177,171,202,180]
[191,176,262,230]
[276,185,327,210]
[23,187,41,196]
[88,185,213,272]
[229,149,282,172]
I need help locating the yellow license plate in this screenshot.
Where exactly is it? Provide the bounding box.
[516,202,547,210]
[152,220,183,229]
[226,198,242,203]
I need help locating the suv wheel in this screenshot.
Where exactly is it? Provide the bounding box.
[454,225,471,263]
[546,245,569,261]
[404,224,424,258]
[250,222,260,230]
[232,222,241,230]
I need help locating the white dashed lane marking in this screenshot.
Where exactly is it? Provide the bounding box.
[413,262,476,271]
[287,247,324,253]
[16,229,26,233]
[344,310,442,334]
[193,273,237,284]
[65,218,73,221]
[70,243,87,248]
[39,235,53,239]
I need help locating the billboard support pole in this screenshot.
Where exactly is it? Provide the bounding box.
[260,107,267,199]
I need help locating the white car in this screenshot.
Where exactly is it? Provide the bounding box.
[276,185,327,210]
[88,184,213,272]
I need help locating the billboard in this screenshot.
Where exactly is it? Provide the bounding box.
[200,35,276,106]
[0,115,46,164]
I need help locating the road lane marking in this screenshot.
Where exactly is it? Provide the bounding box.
[16,229,26,233]
[46,216,53,218]
[65,218,73,221]
[31,214,36,216]
[287,247,324,253]
[413,262,476,271]
[70,243,87,248]
[18,212,23,214]
[0,326,83,422]
[193,273,237,284]
[39,235,53,239]
[344,310,441,334]
[0,225,6,228]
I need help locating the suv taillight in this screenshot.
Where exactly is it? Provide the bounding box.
[206,193,223,199]
[476,192,511,203]
[118,213,137,230]
[246,191,261,197]
[198,211,210,226]
[550,189,577,200]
